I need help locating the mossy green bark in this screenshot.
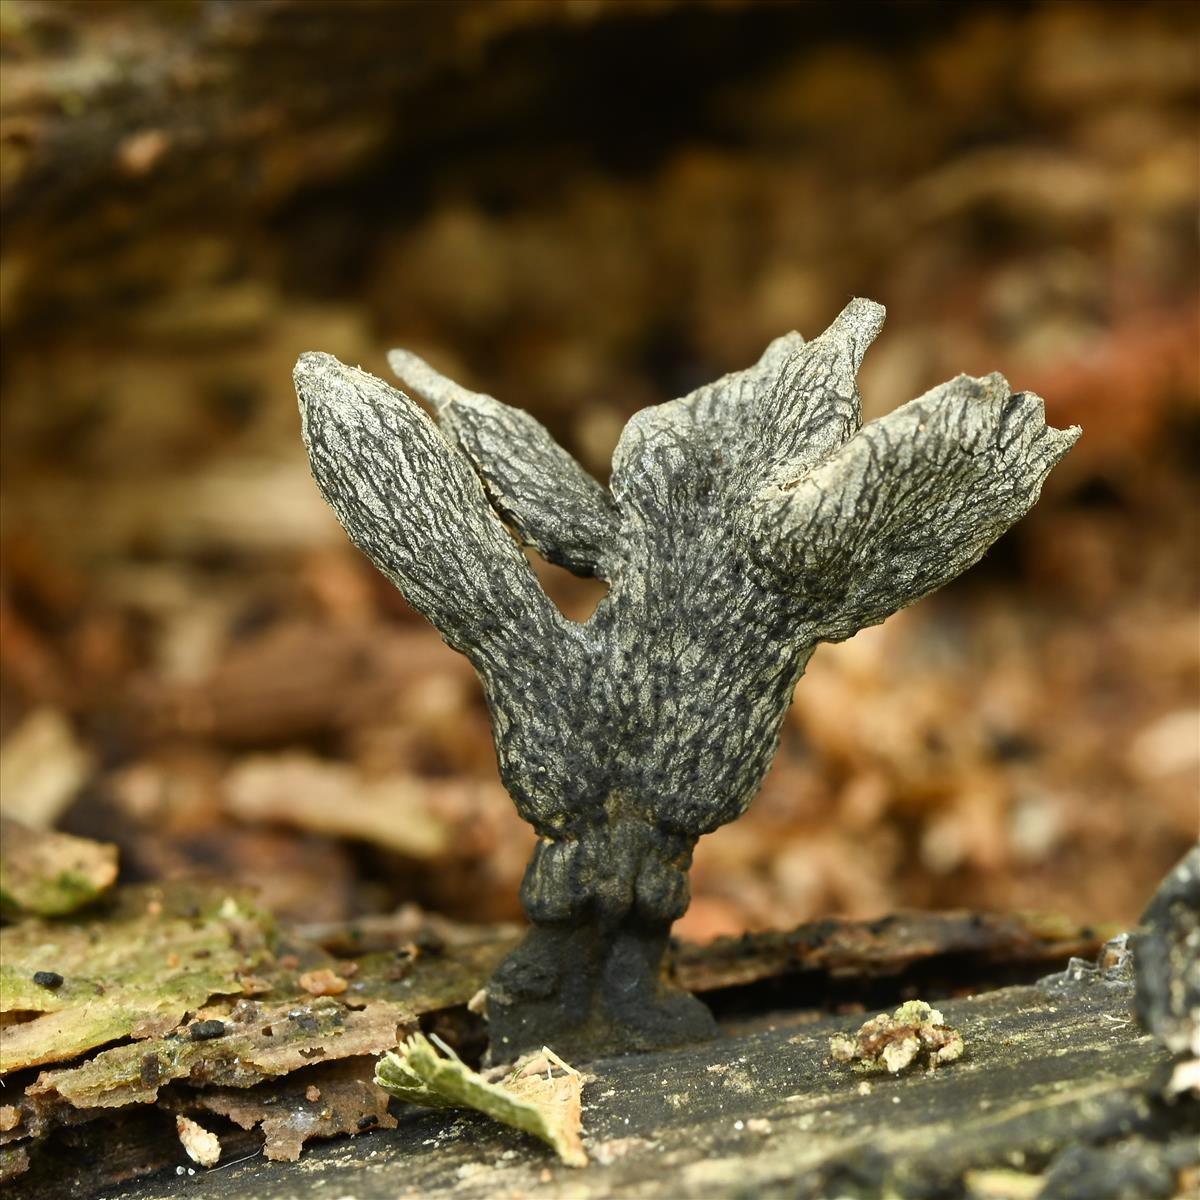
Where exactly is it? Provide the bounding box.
[0,885,269,1074]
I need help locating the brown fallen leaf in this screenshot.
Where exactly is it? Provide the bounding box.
[0,709,92,830]
[0,817,117,917]
[223,752,450,859]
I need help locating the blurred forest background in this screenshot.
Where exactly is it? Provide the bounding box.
[1,0,1196,941]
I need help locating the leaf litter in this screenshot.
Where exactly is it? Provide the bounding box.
[376,1032,587,1166]
[0,883,267,1074]
[0,816,118,918]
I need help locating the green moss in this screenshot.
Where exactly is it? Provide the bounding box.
[0,883,271,1074]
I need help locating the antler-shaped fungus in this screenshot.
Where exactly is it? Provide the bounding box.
[295,299,1079,1060]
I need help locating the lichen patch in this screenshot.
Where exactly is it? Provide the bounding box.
[828,1000,965,1075]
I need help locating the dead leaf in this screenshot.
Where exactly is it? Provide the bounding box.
[375,1033,586,1166]
[0,817,118,917]
[223,752,451,859]
[0,709,92,829]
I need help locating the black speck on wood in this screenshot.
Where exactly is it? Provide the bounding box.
[32,971,64,989]
[188,1019,227,1041]
[294,298,1079,1060]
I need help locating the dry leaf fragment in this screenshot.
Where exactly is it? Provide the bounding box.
[0,817,118,917]
[0,709,92,830]
[375,1033,586,1166]
[224,753,451,859]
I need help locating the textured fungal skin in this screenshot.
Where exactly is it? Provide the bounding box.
[294,299,1079,1060]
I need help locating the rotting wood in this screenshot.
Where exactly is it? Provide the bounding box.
[14,959,1194,1200]
[670,909,1113,994]
[0,898,1114,1195]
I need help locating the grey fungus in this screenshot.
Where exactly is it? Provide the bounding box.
[294,298,1079,1059]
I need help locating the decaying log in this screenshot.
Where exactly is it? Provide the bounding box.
[15,954,1195,1200]
[6,902,1185,1200]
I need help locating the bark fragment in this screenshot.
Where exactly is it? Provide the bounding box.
[0,817,117,917]
[0,884,267,1074]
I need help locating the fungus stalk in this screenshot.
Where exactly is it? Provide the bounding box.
[294,299,1079,1060]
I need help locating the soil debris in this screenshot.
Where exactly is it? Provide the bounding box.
[827,1000,965,1074]
[191,1060,396,1163]
[176,1115,221,1168]
[299,968,349,997]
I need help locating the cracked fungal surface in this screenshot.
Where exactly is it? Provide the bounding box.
[294,298,1079,1060]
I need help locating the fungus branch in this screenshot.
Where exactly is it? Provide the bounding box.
[388,348,617,578]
